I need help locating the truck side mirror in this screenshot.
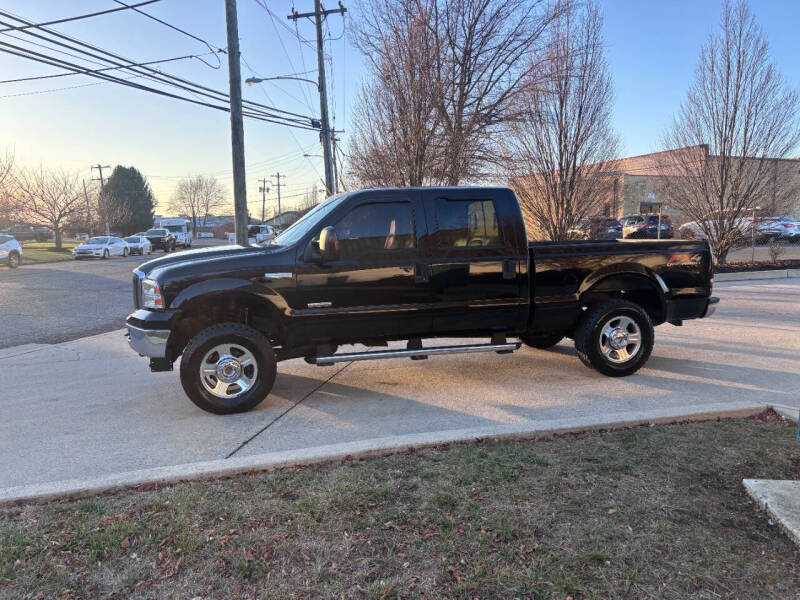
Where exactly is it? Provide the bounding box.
[318,226,339,261]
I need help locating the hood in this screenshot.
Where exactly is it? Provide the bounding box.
[134,244,275,277]
[76,243,107,250]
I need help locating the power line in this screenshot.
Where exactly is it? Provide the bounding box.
[0,53,216,85]
[0,74,143,98]
[0,38,318,130]
[0,0,161,34]
[111,0,223,68]
[0,9,316,125]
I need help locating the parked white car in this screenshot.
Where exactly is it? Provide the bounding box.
[0,234,22,268]
[124,235,152,255]
[73,236,129,259]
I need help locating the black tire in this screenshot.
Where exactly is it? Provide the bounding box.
[520,332,563,349]
[102,249,109,259]
[8,251,20,268]
[574,300,654,377]
[122,247,128,257]
[180,322,276,415]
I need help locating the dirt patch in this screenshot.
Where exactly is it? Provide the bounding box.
[1,415,799,599]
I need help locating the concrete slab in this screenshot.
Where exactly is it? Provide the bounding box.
[0,402,766,506]
[743,480,800,547]
[0,279,798,499]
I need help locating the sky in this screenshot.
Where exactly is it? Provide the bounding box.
[0,0,799,216]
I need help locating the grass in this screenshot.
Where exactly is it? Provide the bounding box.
[18,241,79,264]
[1,413,799,599]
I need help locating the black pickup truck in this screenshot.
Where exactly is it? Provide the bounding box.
[127,187,717,414]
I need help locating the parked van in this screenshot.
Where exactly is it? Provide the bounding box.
[158,218,192,248]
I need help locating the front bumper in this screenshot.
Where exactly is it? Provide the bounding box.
[703,296,720,318]
[126,309,180,358]
[127,324,170,357]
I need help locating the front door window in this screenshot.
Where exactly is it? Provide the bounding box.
[334,202,415,260]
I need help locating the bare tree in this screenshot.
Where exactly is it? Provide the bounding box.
[504,1,619,240]
[658,0,800,264]
[349,0,560,187]
[0,150,15,226]
[428,0,561,184]
[348,0,443,187]
[12,167,85,249]
[168,175,228,232]
[297,184,320,214]
[81,179,130,236]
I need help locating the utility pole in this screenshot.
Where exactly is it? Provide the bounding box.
[272,172,285,225]
[82,179,93,236]
[91,164,111,234]
[288,1,346,197]
[258,178,270,223]
[224,0,249,246]
[331,129,343,193]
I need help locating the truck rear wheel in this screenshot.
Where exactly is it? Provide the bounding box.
[520,332,563,349]
[180,322,277,414]
[574,300,653,377]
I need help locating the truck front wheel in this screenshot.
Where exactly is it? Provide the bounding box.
[520,332,563,349]
[574,300,654,377]
[180,323,276,414]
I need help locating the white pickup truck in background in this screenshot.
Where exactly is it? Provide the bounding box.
[158,218,192,248]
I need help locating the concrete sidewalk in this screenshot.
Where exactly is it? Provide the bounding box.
[1,278,798,501]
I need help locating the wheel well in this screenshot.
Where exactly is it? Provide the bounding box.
[580,274,665,325]
[166,292,282,361]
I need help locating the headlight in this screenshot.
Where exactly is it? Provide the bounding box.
[142,278,164,309]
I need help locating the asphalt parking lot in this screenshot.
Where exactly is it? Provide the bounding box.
[0,238,226,349]
[1,278,798,494]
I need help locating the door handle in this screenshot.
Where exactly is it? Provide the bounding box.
[502,259,517,280]
[414,263,430,283]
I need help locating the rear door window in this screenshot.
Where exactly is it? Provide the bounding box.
[435,198,502,248]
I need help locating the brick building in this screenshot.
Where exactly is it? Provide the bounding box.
[595,145,800,223]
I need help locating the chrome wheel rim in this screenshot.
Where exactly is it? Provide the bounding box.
[599,315,642,364]
[200,343,258,399]
[9,253,18,267]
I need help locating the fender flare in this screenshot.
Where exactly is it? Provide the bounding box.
[579,266,668,323]
[169,278,254,309]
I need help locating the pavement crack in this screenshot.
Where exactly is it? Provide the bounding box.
[225,362,352,459]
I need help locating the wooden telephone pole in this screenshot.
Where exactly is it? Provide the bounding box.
[224,0,249,246]
[288,1,346,196]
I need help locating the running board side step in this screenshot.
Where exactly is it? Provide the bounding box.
[313,342,521,366]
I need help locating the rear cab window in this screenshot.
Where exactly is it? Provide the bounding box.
[435,198,502,248]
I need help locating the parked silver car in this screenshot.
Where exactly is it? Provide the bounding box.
[757,217,800,242]
[0,233,22,268]
[124,235,153,255]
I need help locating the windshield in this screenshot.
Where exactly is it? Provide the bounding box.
[271,194,348,246]
[146,229,167,236]
[86,237,109,244]
[124,237,139,243]
[163,224,185,232]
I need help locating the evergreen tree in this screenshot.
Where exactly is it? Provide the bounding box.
[103,166,155,234]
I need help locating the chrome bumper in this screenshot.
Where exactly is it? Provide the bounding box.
[127,324,170,358]
[703,296,720,318]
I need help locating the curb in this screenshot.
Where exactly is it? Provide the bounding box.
[743,479,800,547]
[0,402,767,507]
[715,268,800,282]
